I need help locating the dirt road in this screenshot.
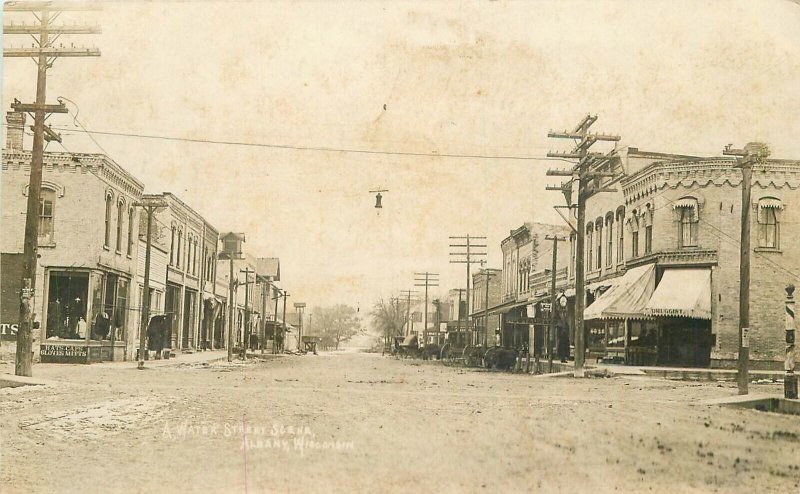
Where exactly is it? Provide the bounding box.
[1,351,797,493]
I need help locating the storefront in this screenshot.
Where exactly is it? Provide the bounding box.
[40,269,129,363]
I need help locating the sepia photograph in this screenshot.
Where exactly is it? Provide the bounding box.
[1,1,799,492]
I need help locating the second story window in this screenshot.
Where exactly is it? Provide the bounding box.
[586,223,594,271]
[645,225,653,254]
[39,188,55,245]
[116,199,125,253]
[630,211,640,258]
[596,220,603,270]
[104,193,113,248]
[606,214,614,267]
[616,207,625,263]
[127,207,135,256]
[675,198,699,248]
[757,197,782,249]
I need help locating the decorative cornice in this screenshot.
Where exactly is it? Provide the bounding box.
[622,159,800,205]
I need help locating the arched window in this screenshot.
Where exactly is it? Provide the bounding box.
[170,226,176,265]
[116,199,125,252]
[616,207,625,263]
[644,203,653,254]
[127,207,135,256]
[177,229,182,268]
[673,198,698,248]
[595,218,603,270]
[586,223,594,271]
[630,209,640,257]
[605,213,614,267]
[104,193,113,248]
[757,197,782,249]
[39,187,56,245]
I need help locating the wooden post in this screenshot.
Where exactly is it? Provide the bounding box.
[786,285,797,399]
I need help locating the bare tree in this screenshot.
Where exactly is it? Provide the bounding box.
[306,305,361,351]
[370,298,408,352]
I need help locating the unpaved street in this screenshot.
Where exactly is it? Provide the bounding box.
[1,351,798,493]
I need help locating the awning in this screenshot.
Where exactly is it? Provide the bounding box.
[759,198,784,210]
[584,264,656,320]
[645,268,711,319]
[486,299,529,316]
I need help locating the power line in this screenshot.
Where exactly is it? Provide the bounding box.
[48,124,577,162]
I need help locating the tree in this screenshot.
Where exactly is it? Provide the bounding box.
[305,304,361,351]
[370,298,408,352]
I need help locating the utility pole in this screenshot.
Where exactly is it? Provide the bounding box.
[399,290,418,336]
[134,196,167,370]
[480,269,496,348]
[4,1,101,377]
[449,235,487,347]
[451,288,467,346]
[239,267,255,359]
[282,291,290,352]
[294,302,306,351]
[545,235,567,373]
[272,288,282,354]
[547,115,620,378]
[723,142,770,395]
[414,273,439,348]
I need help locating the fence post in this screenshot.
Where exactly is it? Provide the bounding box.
[785,284,797,399]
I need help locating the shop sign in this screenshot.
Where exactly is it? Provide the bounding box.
[1,323,19,336]
[40,344,90,363]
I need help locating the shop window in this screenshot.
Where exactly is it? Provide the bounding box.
[46,272,89,339]
[757,198,782,249]
[39,188,55,245]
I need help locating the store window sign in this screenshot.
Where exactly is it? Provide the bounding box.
[1,323,19,336]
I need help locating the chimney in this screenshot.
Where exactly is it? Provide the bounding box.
[6,111,26,151]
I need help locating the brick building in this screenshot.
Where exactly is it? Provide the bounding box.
[470,268,502,347]
[1,119,144,361]
[563,146,800,369]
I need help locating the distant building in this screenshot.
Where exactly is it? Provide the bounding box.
[470,268,502,347]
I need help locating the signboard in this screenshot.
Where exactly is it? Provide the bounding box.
[741,327,750,348]
[40,343,90,364]
[0,323,19,340]
[541,302,552,312]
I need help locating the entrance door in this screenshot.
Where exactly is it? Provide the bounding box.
[182,290,196,349]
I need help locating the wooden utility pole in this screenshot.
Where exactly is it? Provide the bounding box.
[282,291,290,352]
[480,269,495,348]
[414,273,439,348]
[723,142,770,395]
[547,115,620,378]
[451,288,467,345]
[240,267,255,358]
[272,288,282,354]
[399,290,418,336]
[450,235,486,346]
[545,235,567,373]
[4,1,101,377]
[134,196,167,369]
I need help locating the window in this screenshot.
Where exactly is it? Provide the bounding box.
[587,223,594,271]
[569,233,576,279]
[596,220,603,270]
[757,198,782,249]
[104,193,113,248]
[630,211,639,258]
[170,227,176,265]
[127,208,134,256]
[645,225,653,254]
[176,229,182,268]
[116,200,125,252]
[39,188,55,244]
[606,215,614,267]
[616,208,625,263]
[675,200,698,248]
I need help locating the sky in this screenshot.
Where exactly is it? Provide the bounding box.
[3,0,800,315]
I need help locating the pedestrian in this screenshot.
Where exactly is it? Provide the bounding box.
[76,316,87,340]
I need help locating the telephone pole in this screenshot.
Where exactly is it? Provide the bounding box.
[272,288,283,354]
[545,235,567,373]
[240,267,255,358]
[4,1,101,377]
[723,142,770,395]
[282,291,290,351]
[451,288,467,346]
[414,273,439,347]
[547,115,620,377]
[399,290,418,335]
[449,235,486,347]
[480,268,496,348]
[134,196,167,370]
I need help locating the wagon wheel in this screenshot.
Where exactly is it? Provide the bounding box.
[440,343,455,366]
[462,345,478,368]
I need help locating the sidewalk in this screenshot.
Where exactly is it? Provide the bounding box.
[91,350,229,369]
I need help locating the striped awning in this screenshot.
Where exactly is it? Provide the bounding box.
[584,264,656,320]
